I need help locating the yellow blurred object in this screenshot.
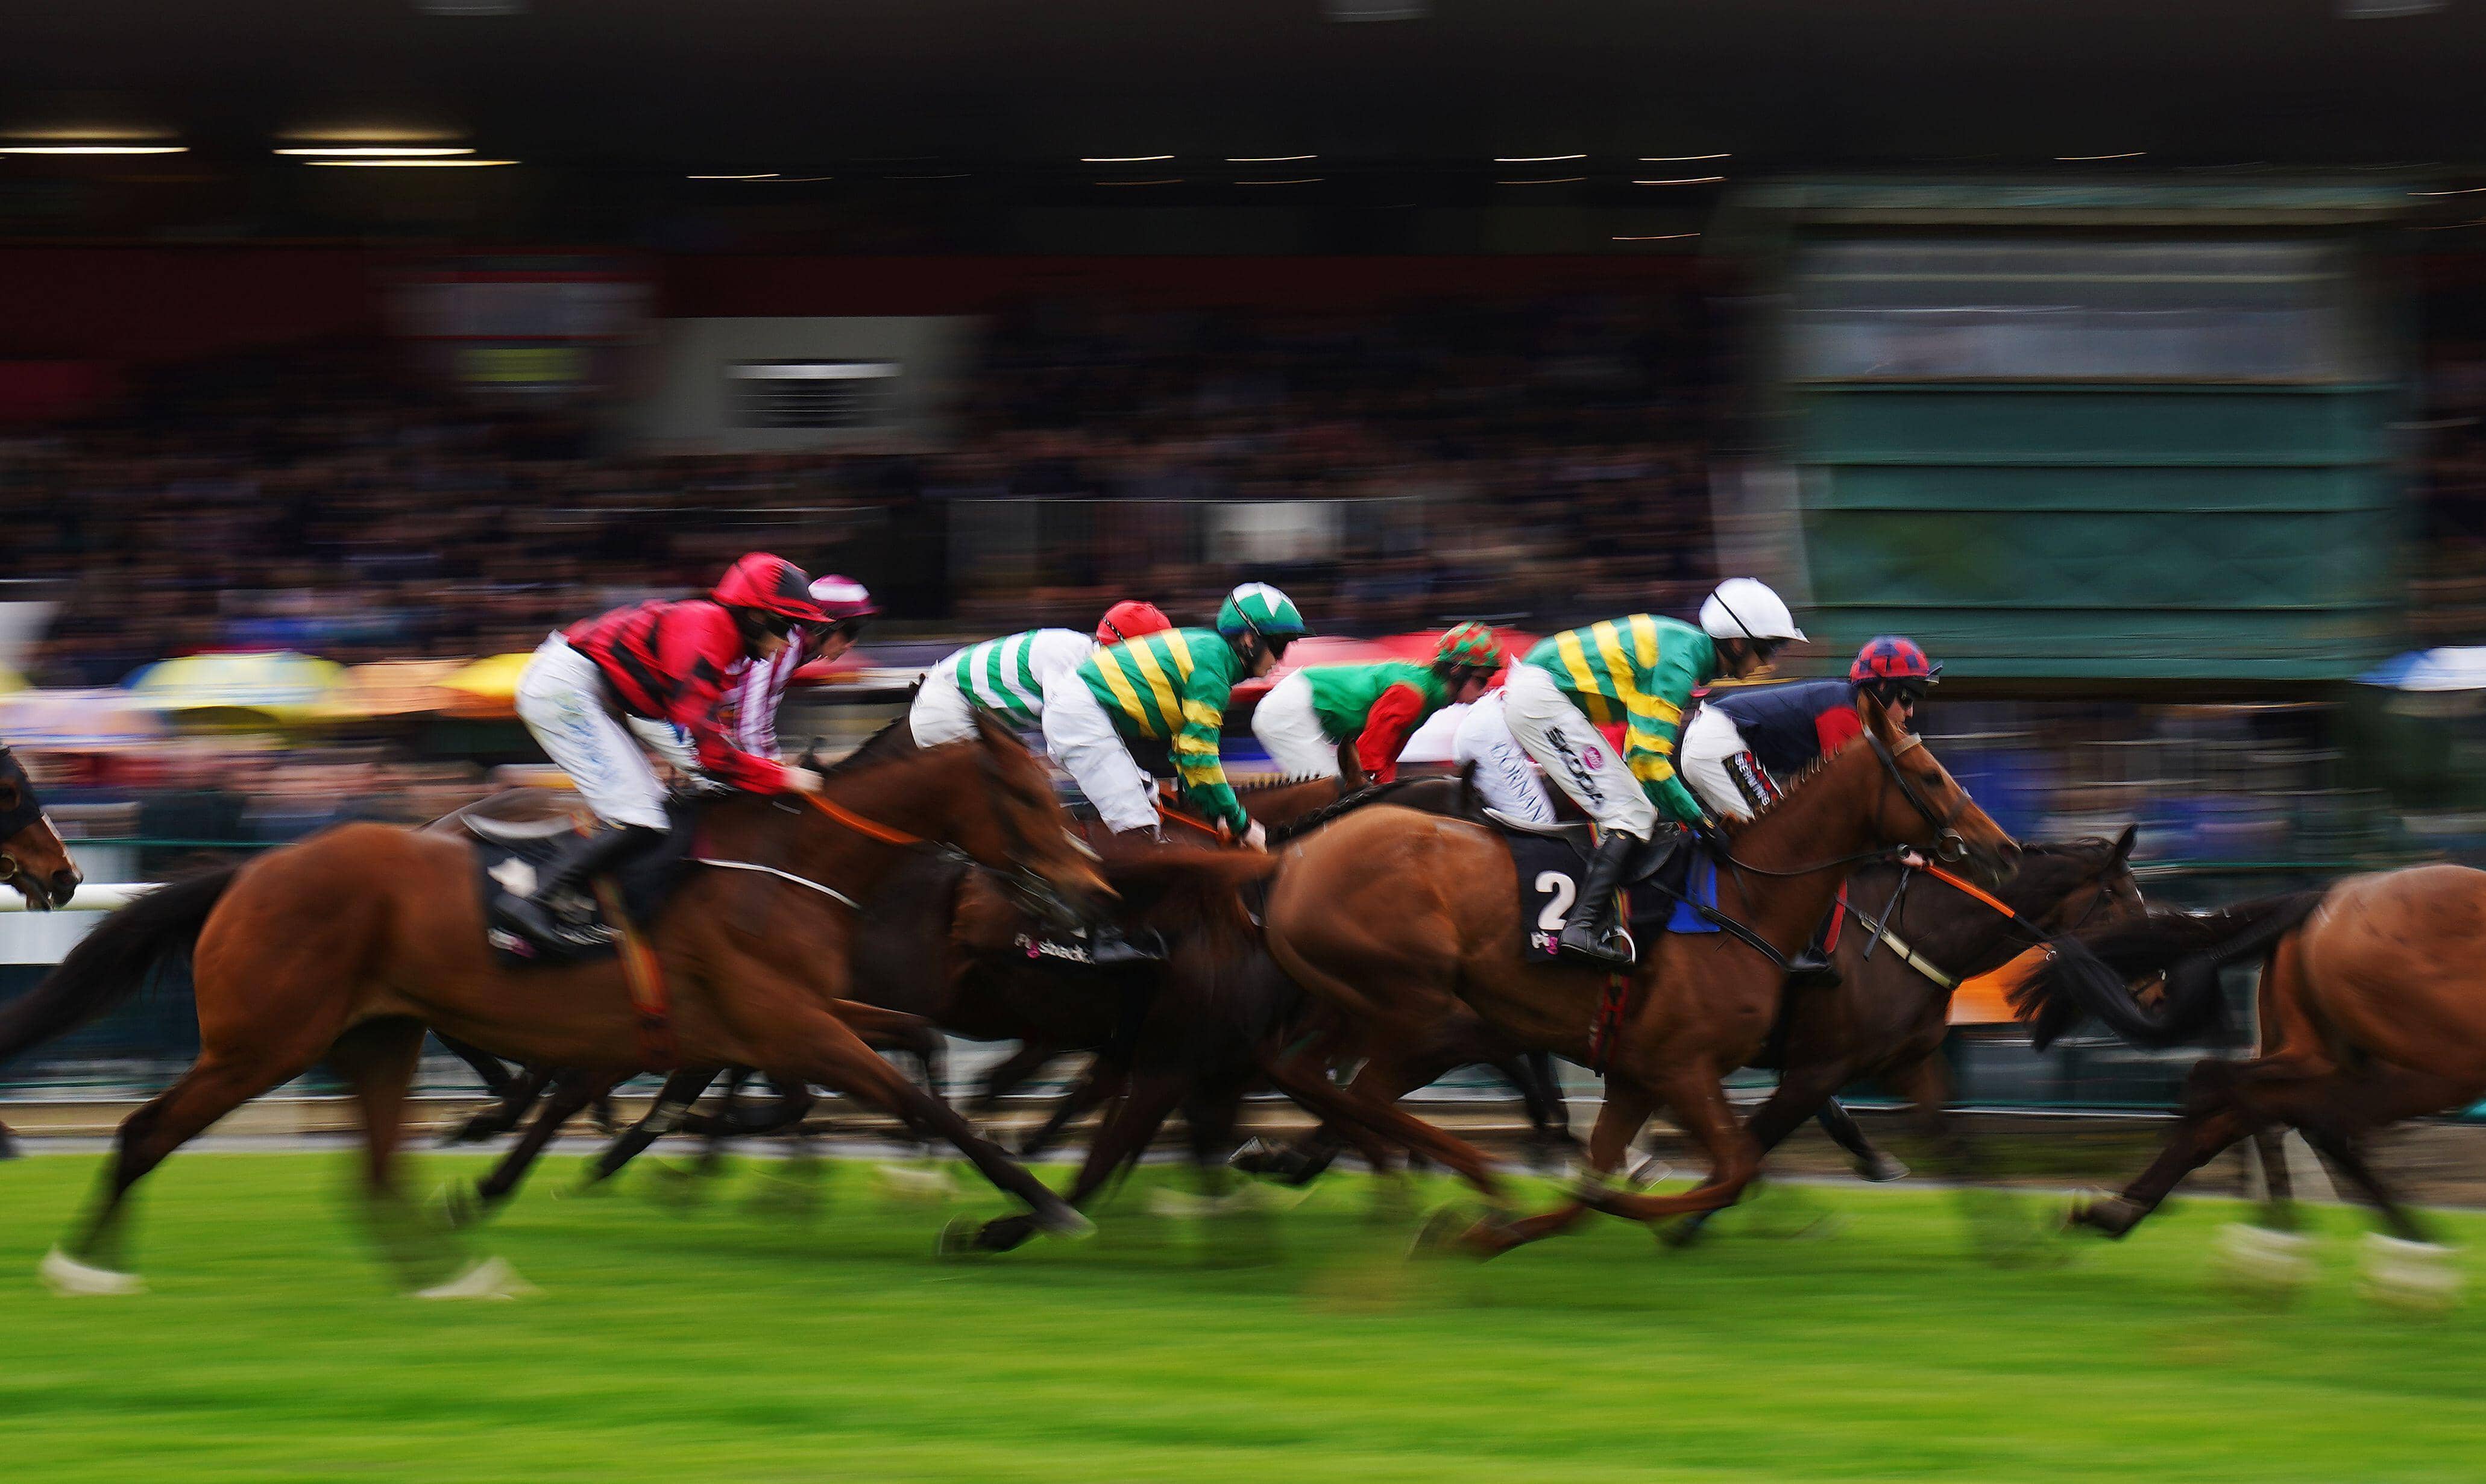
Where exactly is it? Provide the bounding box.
[0,665,23,694]
[127,650,345,729]
[440,652,535,719]
[318,660,463,720]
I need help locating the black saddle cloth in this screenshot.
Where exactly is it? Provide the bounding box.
[1502,826,1716,963]
[471,799,700,966]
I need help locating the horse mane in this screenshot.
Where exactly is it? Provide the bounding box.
[1090,835,1277,946]
[1717,738,1859,840]
[1269,766,1475,843]
[816,714,920,781]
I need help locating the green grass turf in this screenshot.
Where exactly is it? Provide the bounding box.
[4,1152,2485,1484]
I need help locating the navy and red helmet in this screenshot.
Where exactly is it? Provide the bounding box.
[1849,635,1940,691]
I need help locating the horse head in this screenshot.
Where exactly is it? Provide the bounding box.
[0,747,81,911]
[953,707,1115,923]
[1854,693,2020,890]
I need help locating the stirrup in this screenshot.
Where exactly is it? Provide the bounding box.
[1558,923,1634,966]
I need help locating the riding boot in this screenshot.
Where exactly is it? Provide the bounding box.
[1786,912,1843,990]
[1556,832,1638,966]
[498,824,665,943]
[1082,922,1165,967]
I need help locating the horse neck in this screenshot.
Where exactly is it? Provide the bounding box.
[1241,777,1342,828]
[1716,742,1884,951]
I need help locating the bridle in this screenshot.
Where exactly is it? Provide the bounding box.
[1863,728,1971,864]
[0,746,66,907]
[1710,729,1978,880]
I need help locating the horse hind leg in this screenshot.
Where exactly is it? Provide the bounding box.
[48,1048,316,1294]
[329,1016,529,1298]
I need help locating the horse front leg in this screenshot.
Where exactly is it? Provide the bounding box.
[1572,1061,1761,1224]
[1449,1079,1654,1259]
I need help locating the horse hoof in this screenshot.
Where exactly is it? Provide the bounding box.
[1227,1137,1283,1178]
[1660,1218,1707,1251]
[429,1181,485,1231]
[872,1163,960,1204]
[2359,1234,2464,1313]
[2063,1189,2138,1239]
[2212,1222,2316,1294]
[40,1247,143,1297]
[1034,1203,1096,1240]
[415,1256,537,1301]
[934,1215,985,1259]
[1626,1155,1673,1190]
[1407,1205,1471,1259]
[1858,1152,1911,1183]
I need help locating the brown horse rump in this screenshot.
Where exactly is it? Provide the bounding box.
[468,802,699,965]
[1503,826,1717,961]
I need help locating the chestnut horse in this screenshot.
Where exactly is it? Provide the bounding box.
[0,712,1111,1295]
[1259,694,2018,1254]
[2014,865,2486,1295]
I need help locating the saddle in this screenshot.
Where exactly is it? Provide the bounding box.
[1497,820,1717,963]
[448,792,701,965]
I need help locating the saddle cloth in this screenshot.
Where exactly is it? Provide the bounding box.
[469,800,699,966]
[1503,826,1718,963]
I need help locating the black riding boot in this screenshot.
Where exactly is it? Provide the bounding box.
[1081,922,1164,967]
[497,824,664,944]
[1556,832,1638,966]
[1785,913,1842,989]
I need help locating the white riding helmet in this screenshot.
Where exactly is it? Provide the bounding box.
[1699,578,1807,644]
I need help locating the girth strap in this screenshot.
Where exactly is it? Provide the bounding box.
[594,881,676,1067]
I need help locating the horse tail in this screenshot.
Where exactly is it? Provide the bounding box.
[0,863,242,1070]
[2010,889,2324,1051]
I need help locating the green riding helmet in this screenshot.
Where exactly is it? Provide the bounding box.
[1215,582,1309,647]
[1433,620,1501,673]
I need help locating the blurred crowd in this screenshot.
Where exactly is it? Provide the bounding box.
[2,292,1723,689]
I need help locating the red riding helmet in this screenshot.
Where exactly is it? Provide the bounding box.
[1849,635,1940,691]
[1096,600,1173,646]
[713,553,827,624]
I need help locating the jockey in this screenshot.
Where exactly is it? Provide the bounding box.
[635,574,878,770]
[1506,578,1805,964]
[1679,634,1939,981]
[908,600,1174,748]
[1045,582,1307,849]
[1250,621,1502,783]
[1684,634,1939,821]
[507,553,828,941]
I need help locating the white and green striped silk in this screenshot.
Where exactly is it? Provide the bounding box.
[939,628,1096,725]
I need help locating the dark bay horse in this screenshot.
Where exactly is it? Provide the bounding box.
[2013,864,2486,1302]
[1259,695,2018,1255]
[0,712,1112,1296]
[0,744,84,1159]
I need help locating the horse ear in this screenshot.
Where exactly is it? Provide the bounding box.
[1860,689,1904,744]
[2111,822,2139,864]
[801,737,828,772]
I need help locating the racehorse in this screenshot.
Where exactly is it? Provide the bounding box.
[2012,864,2486,1300]
[1258,694,2018,1255]
[1664,828,2142,1250]
[0,743,84,1157]
[1238,828,2144,1254]
[0,711,1112,1295]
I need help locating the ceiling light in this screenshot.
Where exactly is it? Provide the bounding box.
[277,145,474,157]
[306,157,519,168]
[1494,154,1586,163]
[1227,155,1317,163]
[0,144,187,155]
[1639,154,1730,163]
[1081,154,1174,163]
[1631,175,1725,186]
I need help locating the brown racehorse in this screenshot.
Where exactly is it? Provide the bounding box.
[0,743,84,1159]
[0,712,1112,1296]
[1259,694,2018,1254]
[2014,864,2486,1300]
[1244,829,2145,1254]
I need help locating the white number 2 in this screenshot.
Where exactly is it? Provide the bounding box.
[1535,870,1577,931]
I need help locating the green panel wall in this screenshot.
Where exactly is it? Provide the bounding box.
[1795,383,2403,680]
